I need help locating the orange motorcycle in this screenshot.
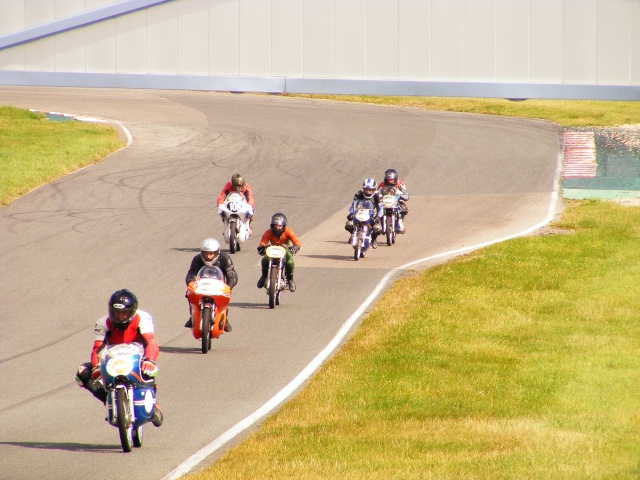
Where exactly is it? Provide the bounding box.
[186,266,231,354]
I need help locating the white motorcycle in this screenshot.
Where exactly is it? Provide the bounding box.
[217,192,253,254]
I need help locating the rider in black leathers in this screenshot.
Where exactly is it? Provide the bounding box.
[184,238,238,331]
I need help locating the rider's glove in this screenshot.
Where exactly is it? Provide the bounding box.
[347,213,354,221]
[290,244,300,254]
[141,358,158,378]
[257,245,266,255]
[91,364,101,379]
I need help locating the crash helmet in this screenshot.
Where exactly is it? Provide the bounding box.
[270,212,287,237]
[231,173,246,191]
[200,238,220,266]
[362,178,377,199]
[384,168,398,186]
[108,289,138,330]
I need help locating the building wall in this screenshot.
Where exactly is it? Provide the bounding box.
[0,0,638,99]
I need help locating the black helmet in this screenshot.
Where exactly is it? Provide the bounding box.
[270,212,287,237]
[231,173,246,191]
[384,168,398,185]
[108,289,138,330]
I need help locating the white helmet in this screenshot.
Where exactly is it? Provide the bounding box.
[200,238,220,266]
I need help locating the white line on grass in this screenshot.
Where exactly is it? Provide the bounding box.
[163,151,563,480]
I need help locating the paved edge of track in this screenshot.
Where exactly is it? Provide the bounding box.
[162,150,564,480]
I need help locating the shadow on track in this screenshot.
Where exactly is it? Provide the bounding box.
[0,441,121,453]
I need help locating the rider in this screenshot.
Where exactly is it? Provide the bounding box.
[345,178,383,248]
[216,173,255,224]
[184,238,238,331]
[256,213,301,292]
[74,289,163,428]
[378,168,409,233]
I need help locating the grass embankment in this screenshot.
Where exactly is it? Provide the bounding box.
[191,201,639,480]
[0,106,123,205]
[288,95,640,127]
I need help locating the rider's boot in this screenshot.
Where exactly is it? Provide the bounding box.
[257,276,266,288]
[348,234,354,244]
[76,363,107,404]
[397,218,405,234]
[371,237,378,249]
[184,317,192,328]
[151,404,163,427]
[287,276,296,292]
[224,315,232,332]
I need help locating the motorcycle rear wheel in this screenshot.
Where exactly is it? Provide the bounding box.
[201,306,212,354]
[268,266,278,309]
[116,388,133,453]
[229,220,238,254]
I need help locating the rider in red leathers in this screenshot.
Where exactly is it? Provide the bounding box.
[378,168,409,233]
[75,289,163,427]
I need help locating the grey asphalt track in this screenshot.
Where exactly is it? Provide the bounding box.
[0,87,562,480]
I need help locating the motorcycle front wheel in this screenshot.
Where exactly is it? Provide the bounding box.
[116,388,133,453]
[133,425,143,448]
[201,306,212,354]
[268,266,278,309]
[354,244,361,261]
[386,216,394,246]
[229,219,238,254]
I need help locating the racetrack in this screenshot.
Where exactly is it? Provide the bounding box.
[0,87,562,480]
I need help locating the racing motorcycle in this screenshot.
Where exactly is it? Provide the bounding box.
[379,185,401,246]
[99,342,158,452]
[350,198,376,261]
[217,192,253,254]
[186,265,232,353]
[261,244,292,309]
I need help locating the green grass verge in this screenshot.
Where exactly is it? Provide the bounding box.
[188,200,640,480]
[0,106,123,205]
[287,95,640,127]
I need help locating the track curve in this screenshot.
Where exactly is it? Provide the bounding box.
[0,87,561,480]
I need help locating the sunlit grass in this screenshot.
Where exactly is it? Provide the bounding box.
[188,201,640,480]
[0,106,123,205]
[287,95,640,127]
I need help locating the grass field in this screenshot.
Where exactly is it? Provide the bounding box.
[1,96,639,479]
[0,106,123,205]
[186,200,640,480]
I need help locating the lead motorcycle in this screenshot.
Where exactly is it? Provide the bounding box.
[217,192,254,253]
[99,342,157,452]
[350,198,377,261]
[379,185,401,246]
[186,266,232,353]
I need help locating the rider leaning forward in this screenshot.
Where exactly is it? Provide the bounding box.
[256,213,301,292]
[378,168,409,233]
[216,173,255,224]
[75,289,164,427]
[184,238,238,331]
[345,178,384,248]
